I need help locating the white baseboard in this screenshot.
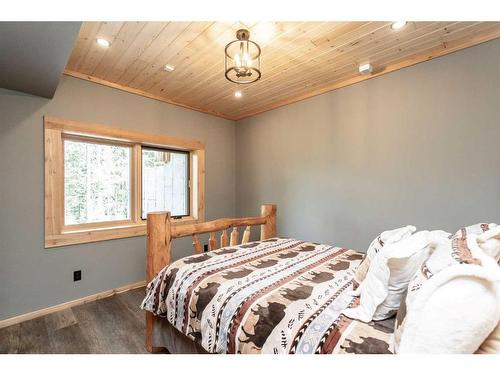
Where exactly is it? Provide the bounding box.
[0,280,147,329]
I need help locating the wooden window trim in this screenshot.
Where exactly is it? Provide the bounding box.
[44,116,205,248]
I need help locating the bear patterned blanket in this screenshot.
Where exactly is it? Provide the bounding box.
[141,238,394,354]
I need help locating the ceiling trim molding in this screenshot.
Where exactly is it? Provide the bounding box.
[63,69,236,121]
[65,29,500,122]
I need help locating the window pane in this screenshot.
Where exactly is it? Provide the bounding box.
[64,139,131,225]
[142,148,189,218]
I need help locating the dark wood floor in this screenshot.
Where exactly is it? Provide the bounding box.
[0,287,149,354]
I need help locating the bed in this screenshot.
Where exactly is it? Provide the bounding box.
[142,204,395,354]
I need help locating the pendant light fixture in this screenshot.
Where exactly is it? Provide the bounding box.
[224,29,261,84]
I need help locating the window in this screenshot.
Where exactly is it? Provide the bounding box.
[64,139,131,225]
[44,116,205,248]
[141,148,189,219]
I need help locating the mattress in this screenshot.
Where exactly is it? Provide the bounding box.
[142,237,394,354]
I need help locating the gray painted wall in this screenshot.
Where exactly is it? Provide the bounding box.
[0,76,236,320]
[236,39,500,251]
[0,22,81,98]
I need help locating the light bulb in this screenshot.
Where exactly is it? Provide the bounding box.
[234,53,242,67]
[96,38,110,47]
[164,64,175,72]
[391,21,407,30]
[242,52,252,67]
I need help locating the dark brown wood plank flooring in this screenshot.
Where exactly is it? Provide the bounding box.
[0,287,149,354]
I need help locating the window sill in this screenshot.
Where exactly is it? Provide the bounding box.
[45,217,200,248]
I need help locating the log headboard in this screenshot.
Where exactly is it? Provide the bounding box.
[146,204,277,283]
[145,204,276,352]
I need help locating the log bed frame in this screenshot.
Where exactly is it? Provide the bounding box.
[145,204,277,353]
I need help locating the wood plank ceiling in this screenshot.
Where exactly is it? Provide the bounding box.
[65,21,500,121]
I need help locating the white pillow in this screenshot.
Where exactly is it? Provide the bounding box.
[425,223,498,276]
[353,225,416,288]
[344,230,450,323]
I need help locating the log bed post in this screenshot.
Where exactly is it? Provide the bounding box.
[144,204,277,352]
[146,211,172,353]
[260,204,277,240]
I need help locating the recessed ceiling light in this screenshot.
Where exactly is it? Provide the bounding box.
[234,91,242,98]
[358,63,373,75]
[391,21,407,30]
[96,38,110,48]
[164,64,175,72]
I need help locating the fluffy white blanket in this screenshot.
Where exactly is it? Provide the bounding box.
[398,234,500,353]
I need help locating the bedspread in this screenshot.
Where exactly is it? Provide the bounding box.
[142,238,394,354]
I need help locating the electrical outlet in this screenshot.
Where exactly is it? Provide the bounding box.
[73,270,82,282]
[203,244,209,253]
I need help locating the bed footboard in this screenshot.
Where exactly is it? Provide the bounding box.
[145,204,277,353]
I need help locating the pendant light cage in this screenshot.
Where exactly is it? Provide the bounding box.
[225,29,261,84]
